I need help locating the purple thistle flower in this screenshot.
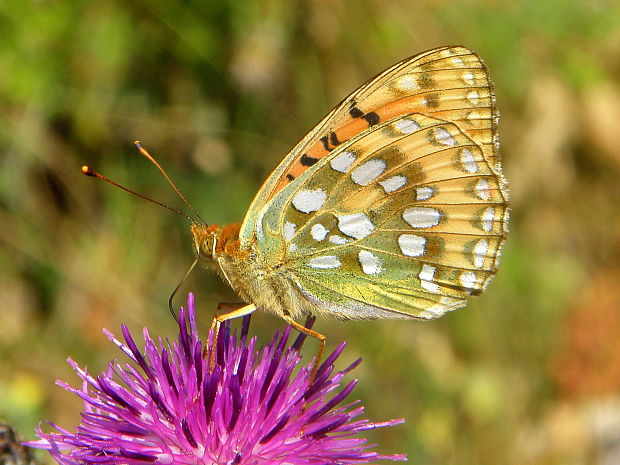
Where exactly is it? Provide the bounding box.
[26,294,406,464]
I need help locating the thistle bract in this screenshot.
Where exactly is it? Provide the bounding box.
[27,294,406,464]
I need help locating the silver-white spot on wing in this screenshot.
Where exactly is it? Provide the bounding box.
[460,148,478,173]
[337,213,375,239]
[419,264,440,293]
[396,75,417,91]
[482,207,495,232]
[255,205,268,241]
[466,90,480,106]
[398,234,426,257]
[475,179,491,201]
[330,151,357,173]
[329,235,350,245]
[351,159,387,186]
[415,186,434,201]
[358,250,383,275]
[434,127,456,146]
[460,271,477,289]
[379,175,407,193]
[403,207,441,229]
[308,255,342,269]
[394,118,420,134]
[462,70,475,86]
[310,223,329,241]
[473,239,489,268]
[283,221,297,242]
[292,188,327,214]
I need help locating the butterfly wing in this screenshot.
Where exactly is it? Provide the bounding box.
[239,46,508,319]
[239,46,500,249]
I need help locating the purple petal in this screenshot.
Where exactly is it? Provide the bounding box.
[121,325,153,379]
[160,349,178,396]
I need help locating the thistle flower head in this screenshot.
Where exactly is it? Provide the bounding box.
[27,294,406,464]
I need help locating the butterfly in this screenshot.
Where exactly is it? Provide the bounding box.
[189,45,509,358]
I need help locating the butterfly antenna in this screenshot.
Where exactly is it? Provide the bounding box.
[134,141,207,225]
[168,258,198,323]
[81,166,195,222]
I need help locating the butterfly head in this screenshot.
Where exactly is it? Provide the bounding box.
[191,222,244,263]
[191,223,219,263]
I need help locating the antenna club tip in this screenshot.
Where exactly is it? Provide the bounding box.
[81,165,96,176]
[134,141,148,156]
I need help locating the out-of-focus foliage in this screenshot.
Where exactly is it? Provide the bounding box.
[1,1,620,464]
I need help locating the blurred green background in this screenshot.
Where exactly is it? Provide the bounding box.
[2,0,620,464]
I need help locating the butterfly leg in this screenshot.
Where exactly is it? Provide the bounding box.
[208,303,257,372]
[283,315,326,383]
[217,302,245,312]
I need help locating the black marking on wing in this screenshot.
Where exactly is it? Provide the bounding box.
[363,111,380,126]
[349,106,364,118]
[300,154,320,166]
[329,131,340,146]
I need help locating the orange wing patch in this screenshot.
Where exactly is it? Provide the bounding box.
[273,109,374,193]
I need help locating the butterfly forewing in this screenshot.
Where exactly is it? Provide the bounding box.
[240,46,500,248]
[239,46,508,320]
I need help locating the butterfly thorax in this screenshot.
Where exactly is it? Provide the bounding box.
[191,222,254,299]
[191,222,309,319]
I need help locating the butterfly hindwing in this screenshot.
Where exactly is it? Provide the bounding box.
[253,111,507,319]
